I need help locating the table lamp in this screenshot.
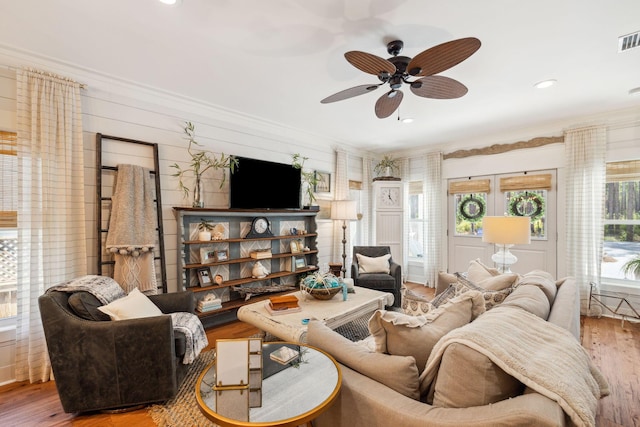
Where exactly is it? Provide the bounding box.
[330,200,358,277]
[482,216,531,273]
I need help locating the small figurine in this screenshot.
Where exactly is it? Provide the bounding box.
[251,261,269,279]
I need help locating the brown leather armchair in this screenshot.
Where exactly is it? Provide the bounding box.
[39,287,195,413]
[351,246,401,307]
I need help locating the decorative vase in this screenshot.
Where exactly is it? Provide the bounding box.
[198,230,212,241]
[193,175,204,208]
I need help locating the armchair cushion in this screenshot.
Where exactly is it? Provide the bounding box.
[98,287,163,320]
[68,291,111,321]
[356,253,391,274]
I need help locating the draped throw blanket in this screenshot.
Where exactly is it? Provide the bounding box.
[106,164,157,294]
[419,306,609,427]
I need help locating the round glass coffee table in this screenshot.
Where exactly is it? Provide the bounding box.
[196,342,342,427]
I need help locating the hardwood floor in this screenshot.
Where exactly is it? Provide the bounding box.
[1,297,638,426]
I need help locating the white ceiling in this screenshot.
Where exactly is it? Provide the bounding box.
[2,0,640,153]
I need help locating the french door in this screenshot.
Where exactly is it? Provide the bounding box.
[447,170,557,276]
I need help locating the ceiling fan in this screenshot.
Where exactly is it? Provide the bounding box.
[321,37,481,119]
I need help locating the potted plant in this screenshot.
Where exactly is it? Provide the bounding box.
[374,155,400,178]
[622,255,640,280]
[170,121,239,208]
[292,153,320,208]
[197,219,214,241]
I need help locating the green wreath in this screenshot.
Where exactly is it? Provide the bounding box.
[508,192,545,221]
[458,194,485,221]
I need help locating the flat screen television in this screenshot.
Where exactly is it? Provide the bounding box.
[229,156,301,209]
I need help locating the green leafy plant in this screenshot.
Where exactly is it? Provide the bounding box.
[374,155,400,177]
[197,219,214,231]
[170,121,239,198]
[622,255,640,278]
[292,153,320,205]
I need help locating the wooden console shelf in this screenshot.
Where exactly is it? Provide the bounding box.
[173,208,319,327]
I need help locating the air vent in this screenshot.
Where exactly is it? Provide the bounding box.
[619,31,640,52]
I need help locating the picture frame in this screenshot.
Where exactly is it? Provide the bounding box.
[294,256,307,270]
[290,240,302,254]
[216,249,229,261]
[197,267,212,287]
[314,171,331,193]
[200,246,216,264]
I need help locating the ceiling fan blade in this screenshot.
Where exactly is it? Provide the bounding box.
[345,51,396,76]
[407,37,481,77]
[375,90,404,118]
[320,84,381,104]
[410,76,468,99]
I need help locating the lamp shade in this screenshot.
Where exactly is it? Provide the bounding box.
[482,216,531,245]
[330,200,358,221]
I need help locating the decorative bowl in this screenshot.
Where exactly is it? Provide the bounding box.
[302,285,342,300]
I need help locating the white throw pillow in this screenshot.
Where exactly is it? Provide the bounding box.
[98,287,162,320]
[357,253,391,274]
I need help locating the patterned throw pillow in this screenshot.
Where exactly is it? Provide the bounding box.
[401,287,435,316]
[452,273,513,310]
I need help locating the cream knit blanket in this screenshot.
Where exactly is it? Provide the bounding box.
[419,306,609,427]
[106,164,157,293]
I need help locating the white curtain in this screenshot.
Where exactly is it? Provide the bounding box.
[15,68,87,383]
[423,152,443,288]
[360,157,373,246]
[332,149,349,270]
[564,126,606,315]
[400,158,410,279]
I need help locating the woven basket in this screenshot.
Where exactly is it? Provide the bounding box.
[302,285,342,300]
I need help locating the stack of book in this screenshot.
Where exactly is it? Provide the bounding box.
[265,295,301,315]
[197,297,222,312]
[250,249,272,259]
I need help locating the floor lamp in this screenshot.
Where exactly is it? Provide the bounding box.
[330,200,358,278]
[482,216,531,273]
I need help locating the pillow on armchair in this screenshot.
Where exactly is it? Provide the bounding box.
[356,253,391,274]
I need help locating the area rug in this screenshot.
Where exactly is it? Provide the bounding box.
[148,312,378,426]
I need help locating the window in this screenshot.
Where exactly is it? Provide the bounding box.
[503,190,548,239]
[602,160,640,283]
[454,193,487,236]
[0,131,17,321]
[408,181,424,258]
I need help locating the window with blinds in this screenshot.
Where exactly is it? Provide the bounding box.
[0,131,17,319]
[602,160,640,283]
[408,181,424,258]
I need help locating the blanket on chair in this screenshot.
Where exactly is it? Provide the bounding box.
[419,306,609,427]
[106,164,157,294]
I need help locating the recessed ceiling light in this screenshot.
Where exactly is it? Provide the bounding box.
[159,0,181,5]
[628,87,640,96]
[401,118,414,124]
[534,79,557,89]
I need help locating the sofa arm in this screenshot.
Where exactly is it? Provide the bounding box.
[149,291,195,314]
[351,262,359,280]
[390,262,402,282]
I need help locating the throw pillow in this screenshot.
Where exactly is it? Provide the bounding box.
[68,291,111,321]
[467,259,519,290]
[98,287,163,320]
[356,253,391,274]
[452,273,514,310]
[306,320,420,400]
[429,342,524,408]
[401,286,434,316]
[436,271,457,296]
[466,258,500,282]
[369,291,485,373]
[500,284,551,320]
[516,270,558,305]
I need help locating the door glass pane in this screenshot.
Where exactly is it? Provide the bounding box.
[504,190,547,239]
[454,193,486,236]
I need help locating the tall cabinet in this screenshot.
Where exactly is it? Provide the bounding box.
[173,208,318,327]
[373,180,404,265]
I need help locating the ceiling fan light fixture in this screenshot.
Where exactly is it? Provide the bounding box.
[534,79,557,89]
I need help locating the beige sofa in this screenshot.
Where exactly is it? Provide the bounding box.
[307,272,594,427]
